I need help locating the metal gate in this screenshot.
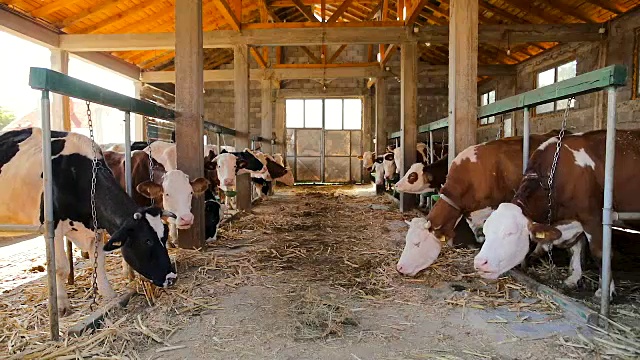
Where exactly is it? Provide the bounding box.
[285,99,362,184]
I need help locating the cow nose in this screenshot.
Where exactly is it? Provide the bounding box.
[396,264,404,273]
[224,178,234,186]
[178,214,194,225]
[474,258,489,271]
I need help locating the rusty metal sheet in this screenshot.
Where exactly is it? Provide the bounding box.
[324,157,350,183]
[324,130,350,156]
[296,129,322,157]
[296,157,322,182]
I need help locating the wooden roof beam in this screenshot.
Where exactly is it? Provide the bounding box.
[215,0,242,31]
[79,0,170,34]
[31,0,82,18]
[583,0,624,16]
[59,0,122,31]
[406,0,429,27]
[327,0,355,22]
[300,46,322,63]
[500,0,565,24]
[292,0,321,21]
[250,47,268,68]
[534,0,595,23]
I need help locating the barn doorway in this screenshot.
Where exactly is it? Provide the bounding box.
[285,98,363,184]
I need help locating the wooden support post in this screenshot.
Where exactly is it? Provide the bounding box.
[133,81,145,141]
[448,0,478,166]
[50,48,74,284]
[375,77,386,194]
[261,79,273,152]
[175,0,205,249]
[399,41,417,212]
[363,94,373,153]
[234,44,252,210]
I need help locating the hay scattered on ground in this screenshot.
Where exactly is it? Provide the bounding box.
[289,288,358,340]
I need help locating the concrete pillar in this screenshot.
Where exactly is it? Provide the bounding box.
[375,77,387,155]
[400,41,418,212]
[175,0,205,249]
[234,44,252,210]
[261,79,273,153]
[134,81,145,141]
[448,0,478,167]
[50,49,70,131]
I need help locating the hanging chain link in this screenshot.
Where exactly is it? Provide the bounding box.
[86,101,100,310]
[145,117,155,206]
[544,97,574,267]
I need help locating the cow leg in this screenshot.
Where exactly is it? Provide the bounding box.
[88,236,118,300]
[54,225,71,316]
[563,237,585,288]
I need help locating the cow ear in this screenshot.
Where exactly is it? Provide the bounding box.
[190,177,210,194]
[221,149,228,154]
[237,159,248,169]
[424,172,433,183]
[137,181,163,199]
[104,226,130,251]
[204,160,217,171]
[528,222,562,243]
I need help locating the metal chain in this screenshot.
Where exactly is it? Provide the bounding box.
[86,101,100,310]
[145,117,155,206]
[544,97,574,267]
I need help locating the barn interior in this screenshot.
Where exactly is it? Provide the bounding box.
[1,0,640,359]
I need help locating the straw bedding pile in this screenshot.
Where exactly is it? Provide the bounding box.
[1,186,572,358]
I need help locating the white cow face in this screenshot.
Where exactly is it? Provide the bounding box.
[395,162,435,194]
[215,152,238,190]
[393,147,402,174]
[474,203,530,279]
[137,170,209,229]
[396,218,442,276]
[382,152,397,180]
[372,160,385,185]
[358,151,376,172]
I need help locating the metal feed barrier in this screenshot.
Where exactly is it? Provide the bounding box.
[386,64,630,318]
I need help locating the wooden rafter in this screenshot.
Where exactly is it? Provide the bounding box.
[292,0,320,21]
[79,0,169,34]
[327,0,355,22]
[215,0,242,31]
[502,0,567,24]
[300,46,321,63]
[31,0,82,18]
[583,0,624,15]
[327,44,347,63]
[534,0,594,23]
[250,47,268,68]
[60,0,123,31]
[406,0,428,26]
[364,0,384,20]
[380,44,397,67]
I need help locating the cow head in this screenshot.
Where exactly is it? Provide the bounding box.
[103,207,177,288]
[266,157,294,186]
[137,170,209,229]
[371,157,385,185]
[357,151,376,172]
[382,152,397,180]
[473,203,531,279]
[214,150,240,190]
[395,162,435,194]
[236,149,266,175]
[396,217,443,276]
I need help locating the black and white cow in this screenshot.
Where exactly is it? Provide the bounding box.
[0,128,177,315]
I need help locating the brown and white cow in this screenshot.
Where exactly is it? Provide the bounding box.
[396,130,567,277]
[475,130,640,298]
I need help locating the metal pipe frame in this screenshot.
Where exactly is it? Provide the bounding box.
[41,90,60,340]
[522,107,530,174]
[124,112,133,196]
[600,86,617,317]
[613,212,640,220]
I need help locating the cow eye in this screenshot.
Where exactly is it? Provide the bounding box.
[146,239,153,246]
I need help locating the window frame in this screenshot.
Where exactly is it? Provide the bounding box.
[285,98,363,130]
[479,89,496,126]
[534,60,577,115]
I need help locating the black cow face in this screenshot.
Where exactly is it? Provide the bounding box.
[234,150,264,173]
[104,207,177,288]
[205,199,223,240]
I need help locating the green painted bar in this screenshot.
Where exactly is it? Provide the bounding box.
[479,64,627,119]
[29,67,175,120]
[389,131,402,139]
[388,117,449,139]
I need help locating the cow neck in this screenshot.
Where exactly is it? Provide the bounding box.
[427,187,464,237]
[95,165,139,234]
[511,171,549,220]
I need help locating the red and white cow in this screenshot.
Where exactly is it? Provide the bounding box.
[475,130,640,298]
[395,131,567,277]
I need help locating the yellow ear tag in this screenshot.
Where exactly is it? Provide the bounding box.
[535,232,545,239]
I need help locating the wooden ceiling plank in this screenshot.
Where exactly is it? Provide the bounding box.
[80,0,169,34]
[497,0,564,24]
[32,0,82,18]
[327,0,355,22]
[534,0,594,23]
[60,0,123,31]
[479,0,529,24]
[583,0,624,15]
[327,44,347,63]
[292,0,321,21]
[214,0,242,31]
